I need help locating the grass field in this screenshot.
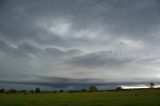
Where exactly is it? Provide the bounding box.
[0,89,160,106]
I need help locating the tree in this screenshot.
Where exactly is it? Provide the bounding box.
[8,89,16,93]
[149,82,155,88]
[89,85,97,92]
[0,89,5,93]
[22,89,26,93]
[59,89,64,93]
[116,87,122,91]
[35,88,40,93]
[30,90,34,94]
[81,89,87,92]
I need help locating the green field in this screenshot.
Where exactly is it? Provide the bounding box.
[0,89,160,106]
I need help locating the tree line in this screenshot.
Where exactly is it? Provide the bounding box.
[0,88,40,94]
[0,85,98,94]
[0,82,157,94]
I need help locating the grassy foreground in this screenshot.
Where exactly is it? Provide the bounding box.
[0,89,160,106]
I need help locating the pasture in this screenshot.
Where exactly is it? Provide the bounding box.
[0,89,160,106]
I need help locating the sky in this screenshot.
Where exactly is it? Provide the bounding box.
[0,0,160,90]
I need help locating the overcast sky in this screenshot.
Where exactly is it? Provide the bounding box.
[0,0,160,89]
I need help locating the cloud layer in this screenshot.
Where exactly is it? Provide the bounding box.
[0,0,160,89]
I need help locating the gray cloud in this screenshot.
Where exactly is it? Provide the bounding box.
[68,51,131,68]
[1,0,160,89]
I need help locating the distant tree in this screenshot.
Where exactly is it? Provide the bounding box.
[30,90,34,93]
[116,87,122,91]
[149,82,155,88]
[80,89,87,92]
[8,89,16,93]
[35,88,40,93]
[59,89,64,93]
[89,85,97,92]
[53,91,57,93]
[0,89,5,93]
[68,90,73,93]
[22,89,26,93]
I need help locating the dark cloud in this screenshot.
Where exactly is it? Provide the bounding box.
[0,0,159,45]
[0,76,106,90]
[0,39,32,59]
[1,78,159,90]
[69,51,131,68]
[0,39,11,52]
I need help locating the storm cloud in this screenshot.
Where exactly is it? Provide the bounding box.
[0,0,160,89]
